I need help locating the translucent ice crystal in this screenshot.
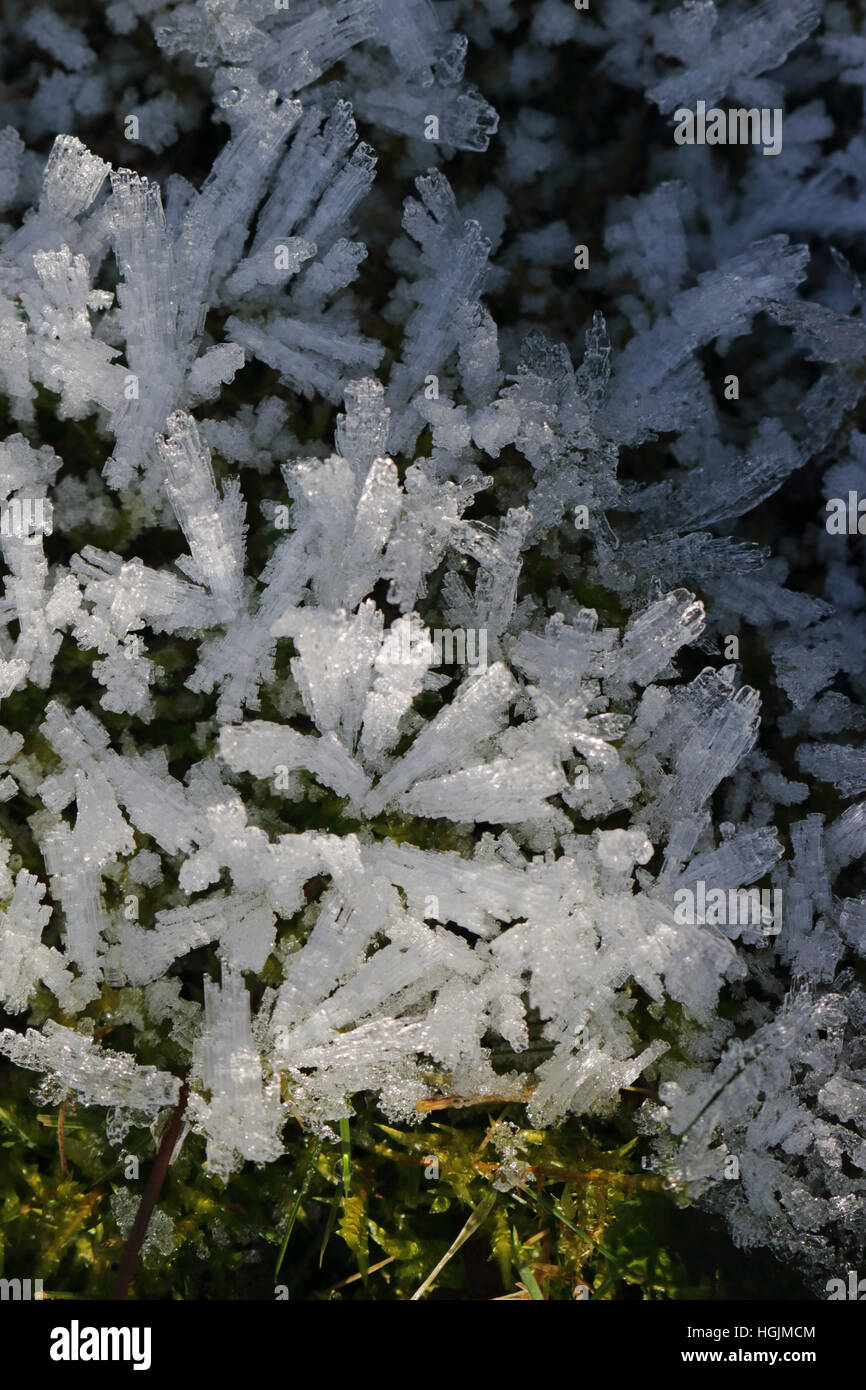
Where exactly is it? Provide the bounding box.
[190,964,285,1179]
[0,1020,181,1131]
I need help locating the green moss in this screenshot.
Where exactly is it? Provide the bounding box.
[0,1070,813,1299]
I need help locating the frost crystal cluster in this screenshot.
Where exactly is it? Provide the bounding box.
[0,0,864,1293]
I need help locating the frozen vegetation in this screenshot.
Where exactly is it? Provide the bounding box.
[0,0,864,1295]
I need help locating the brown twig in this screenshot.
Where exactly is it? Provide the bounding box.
[415,1088,535,1112]
[109,1082,188,1300]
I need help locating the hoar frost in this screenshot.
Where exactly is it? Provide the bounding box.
[0,0,864,1295]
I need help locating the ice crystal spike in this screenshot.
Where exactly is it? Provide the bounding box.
[647,0,822,115]
[363,663,517,816]
[605,589,706,690]
[107,169,181,485]
[388,171,491,441]
[191,963,285,1179]
[0,870,72,1013]
[355,78,498,153]
[39,134,109,220]
[0,1020,180,1129]
[157,411,246,622]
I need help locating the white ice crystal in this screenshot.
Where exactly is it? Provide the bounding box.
[0,870,72,1013]
[189,963,286,1180]
[0,1020,181,1138]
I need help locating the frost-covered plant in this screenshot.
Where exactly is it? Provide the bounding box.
[0,0,864,1296]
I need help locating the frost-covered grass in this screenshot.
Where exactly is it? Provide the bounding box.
[0,0,864,1299]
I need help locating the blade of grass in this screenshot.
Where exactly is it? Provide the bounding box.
[410,1188,497,1301]
[274,1137,322,1282]
[40,1290,102,1300]
[517,1263,545,1300]
[57,1098,68,1175]
[319,1189,341,1267]
[0,1105,37,1148]
[330,1255,396,1291]
[339,1117,352,1197]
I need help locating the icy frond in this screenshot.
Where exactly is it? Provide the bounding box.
[226,313,383,405]
[373,0,440,77]
[0,870,72,1012]
[626,667,762,837]
[353,65,498,153]
[399,747,567,824]
[383,461,491,610]
[248,100,372,254]
[364,662,517,816]
[650,986,866,1278]
[39,701,208,856]
[603,588,705,691]
[275,600,384,742]
[0,126,25,216]
[106,169,182,487]
[2,509,78,690]
[797,742,866,798]
[190,964,285,1179]
[109,889,276,986]
[220,719,371,803]
[599,239,810,447]
[605,181,691,312]
[157,411,246,621]
[261,0,380,96]
[31,133,108,224]
[646,0,821,114]
[388,170,492,444]
[827,802,866,869]
[22,245,123,420]
[335,377,391,480]
[70,547,216,636]
[358,615,435,771]
[277,454,399,610]
[0,1020,181,1136]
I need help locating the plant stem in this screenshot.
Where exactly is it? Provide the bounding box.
[110,1082,188,1300]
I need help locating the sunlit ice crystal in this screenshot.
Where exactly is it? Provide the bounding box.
[190,963,285,1179]
[0,1020,181,1132]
